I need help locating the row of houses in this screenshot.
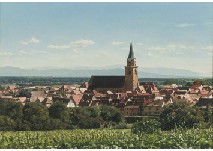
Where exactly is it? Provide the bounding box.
[0,82,212,116]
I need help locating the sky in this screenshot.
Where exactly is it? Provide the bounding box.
[0,3,212,76]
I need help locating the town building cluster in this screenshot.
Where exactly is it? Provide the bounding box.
[0,43,212,116]
[0,81,212,116]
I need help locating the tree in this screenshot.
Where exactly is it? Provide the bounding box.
[99,105,124,123]
[84,107,99,118]
[17,89,31,98]
[0,98,23,119]
[204,105,212,123]
[193,79,203,85]
[0,98,26,130]
[22,102,50,130]
[49,101,70,123]
[160,101,204,131]
[77,115,101,129]
[163,79,177,85]
[0,115,16,131]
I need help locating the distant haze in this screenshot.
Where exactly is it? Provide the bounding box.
[0,66,210,78]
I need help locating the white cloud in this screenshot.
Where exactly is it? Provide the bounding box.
[18,50,48,56]
[0,52,14,56]
[137,43,143,46]
[202,46,212,55]
[147,47,165,51]
[147,44,195,55]
[202,45,212,51]
[48,44,70,49]
[71,39,95,48]
[175,23,195,28]
[20,37,40,45]
[112,41,125,46]
[31,50,48,54]
[30,37,40,44]
[48,39,95,50]
[20,42,29,45]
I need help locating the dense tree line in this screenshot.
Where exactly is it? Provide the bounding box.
[0,98,211,132]
[0,98,125,131]
[163,79,213,86]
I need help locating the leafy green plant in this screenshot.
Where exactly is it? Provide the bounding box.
[131,119,161,134]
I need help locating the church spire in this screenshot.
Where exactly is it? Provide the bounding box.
[128,43,134,59]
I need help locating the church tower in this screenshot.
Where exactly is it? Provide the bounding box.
[124,43,139,92]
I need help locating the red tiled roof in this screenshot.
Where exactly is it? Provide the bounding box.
[200,90,209,95]
[71,94,83,105]
[191,85,201,89]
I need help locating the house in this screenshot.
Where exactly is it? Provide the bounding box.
[80,82,89,88]
[8,85,17,93]
[123,105,140,116]
[41,98,53,108]
[140,82,158,94]
[79,88,87,93]
[190,85,203,92]
[177,86,190,92]
[17,97,27,103]
[200,90,210,95]
[202,85,210,91]
[61,85,73,92]
[79,93,94,106]
[70,93,83,106]
[143,99,170,116]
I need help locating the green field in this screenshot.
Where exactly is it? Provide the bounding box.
[0,128,212,149]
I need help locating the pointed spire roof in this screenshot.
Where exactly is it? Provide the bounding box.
[128,43,134,59]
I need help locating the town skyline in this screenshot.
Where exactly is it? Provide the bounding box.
[0,3,212,76]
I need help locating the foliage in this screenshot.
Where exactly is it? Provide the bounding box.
[77,115,101,129]
[70,106,124,129]
[0,99,23,119]
[16,89,32,98]
[125,116,157,123]
[0,128,212,149]
[49,101,70,123]
[203,105,213,123]
[99,105,124,124]
[131,119,161,134]
[160,101,204,130]
[163,79,179,85]
[22,102,50,131]
[0,115,16,131]
[193,79,203,85]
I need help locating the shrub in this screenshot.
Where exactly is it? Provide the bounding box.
[131,119,161,135]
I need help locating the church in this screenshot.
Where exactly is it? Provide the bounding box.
[88,43,139,93]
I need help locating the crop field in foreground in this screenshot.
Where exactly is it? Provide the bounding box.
[0,128,212,149]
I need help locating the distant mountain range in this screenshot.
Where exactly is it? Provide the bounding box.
[0,66,209,78]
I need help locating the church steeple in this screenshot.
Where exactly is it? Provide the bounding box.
[124,42,139,92]
[128,43,134,59]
